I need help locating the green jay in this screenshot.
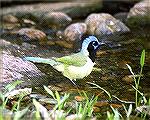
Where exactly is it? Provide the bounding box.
[24,36,102,85]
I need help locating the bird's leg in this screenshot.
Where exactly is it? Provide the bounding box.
[69,79,77,86]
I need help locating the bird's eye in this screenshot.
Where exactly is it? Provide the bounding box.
[92,41,98,46]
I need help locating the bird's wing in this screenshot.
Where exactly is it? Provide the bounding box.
[55,52,87,67]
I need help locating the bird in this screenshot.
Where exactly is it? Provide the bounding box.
[24,36,102,85]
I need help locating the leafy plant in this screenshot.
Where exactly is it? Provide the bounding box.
[107,106,121,120]
[0,80,23,109]
[0,80,29,120]
[126,49,146,107]
[75,91,98,120]
[44,85,70,111]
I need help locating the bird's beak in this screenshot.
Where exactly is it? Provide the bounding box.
[99,42,106,46]
[96,42,106,50]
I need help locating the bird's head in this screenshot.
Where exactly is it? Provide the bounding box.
[81,36,102,62]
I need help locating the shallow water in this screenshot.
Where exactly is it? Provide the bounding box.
[1,20,150,119]
[26,26,150,103]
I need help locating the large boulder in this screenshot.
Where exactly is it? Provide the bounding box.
[40,12,72,29]
[0,39,47,89]
[85,13,130,36]
[127,0,150,26]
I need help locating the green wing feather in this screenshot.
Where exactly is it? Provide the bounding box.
[55,52,87,67]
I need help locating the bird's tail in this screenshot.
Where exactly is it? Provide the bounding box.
[24,57,57,66]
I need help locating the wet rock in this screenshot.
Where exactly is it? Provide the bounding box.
[117,60,131,69]
[30,93,47,99]
[1,14,20,30]
[74,96,85,102]
[64,23,87,42]
[16,28,47,44]
[21,19,36,27]
[127,0,150,26]
[93,106,101,112]
[110,103,123,108]
[5,88,32,99]
[2,14,19,23]
[41,12,72,29]
[0,39,12,46]
[122,75,134,83]
[85,13,130,36]
[1,23,20,30]
[94,101,109,107]
[1,50,46,87]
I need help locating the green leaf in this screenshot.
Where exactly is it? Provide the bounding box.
[33,99,41,120]
[140,50,145,67]
[127,104,132,118]
[0,92,4,102]
[55,91,60,103]
[14,107,28,120]
[5,80,23,93]
[43,86,55,99]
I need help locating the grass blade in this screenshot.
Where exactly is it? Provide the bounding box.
[44,85,55,99]
[140,50,145,67]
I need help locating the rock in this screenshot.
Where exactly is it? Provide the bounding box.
[1,50,47,88]
[122,75,134,83]
[50,110,66,120]
[0,39,12,46]
[127,0,150,26]
[5,88,32,99]
[114,12,128,23]
[93,106,101,112]
[66,114,82,120]
[1,0,102,19]
[1,14,20,30]
[110,103,123,108]
[74,96,85,102]
[21,19,36,27]
[16,28,47,44]
[1,23,20,30]
[135,105,150,116]
[41,12,72,29]
[39,98,57,105]
[85,13,130,36]
[2,14,19,23]
[64,23,87,42]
